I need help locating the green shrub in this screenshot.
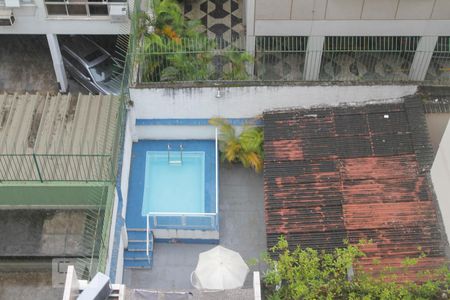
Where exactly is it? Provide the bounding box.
[261,237,450,300]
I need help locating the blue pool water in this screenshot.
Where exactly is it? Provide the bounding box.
[126,140,216,230]
[142,151,205,215]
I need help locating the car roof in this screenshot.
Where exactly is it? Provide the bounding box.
[61,36,110,67]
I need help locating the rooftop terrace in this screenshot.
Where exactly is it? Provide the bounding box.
[124,165,266,291]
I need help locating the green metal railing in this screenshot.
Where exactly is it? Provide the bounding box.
[319,36,419,81]
[426,36,450,82]
[135,37,251,83]
[132,35,450,84]
[0,154,114,182]
[73,0,133,279]
[255,36,308,81]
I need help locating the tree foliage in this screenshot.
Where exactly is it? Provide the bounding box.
[136,0,253,82]
[262,237,450,300]
[209,117,264,173]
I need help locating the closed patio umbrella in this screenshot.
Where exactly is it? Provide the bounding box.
[191,245,249,290]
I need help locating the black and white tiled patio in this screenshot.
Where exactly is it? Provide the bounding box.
[184,0,245,48]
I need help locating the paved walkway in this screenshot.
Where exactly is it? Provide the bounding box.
[124,165,267,290]
[0,35,58,93]
[0,272,63,300]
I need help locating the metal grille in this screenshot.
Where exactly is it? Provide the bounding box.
[425,36,450,82]
[320,36,419,82]
[255,36,308,81]
[73,18,131,280]
[135,37,251,83]
[0,154,113,182]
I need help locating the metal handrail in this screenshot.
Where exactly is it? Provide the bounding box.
[215,128,219,223]
[146,214,149,258]
[147,212,217,216]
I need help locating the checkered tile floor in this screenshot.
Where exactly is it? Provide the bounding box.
[184,0,245,48]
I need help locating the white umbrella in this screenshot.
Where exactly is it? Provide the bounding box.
[191,245,250,290]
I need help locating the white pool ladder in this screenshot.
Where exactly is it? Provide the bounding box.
[168,144,183,165]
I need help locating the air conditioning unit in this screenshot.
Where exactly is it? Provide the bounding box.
[0,10,15,26]
[5,0,20,8]
[109,4,128,23]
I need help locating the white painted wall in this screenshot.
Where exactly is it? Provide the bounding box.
[120,111,133,218]
[255,0,450,21]
[136,125,217,140]
[130,85,417,119]
[251,0,450,37]
[254,20,450,36]
[0,0,127,34]
[105,190,119,278]
[431,119,450,245]
[115,236,124,283]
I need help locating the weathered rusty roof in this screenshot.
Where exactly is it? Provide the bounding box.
[0,93,121,181]
[263,98,447,280]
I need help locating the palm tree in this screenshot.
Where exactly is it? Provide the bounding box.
[209,118,264,173]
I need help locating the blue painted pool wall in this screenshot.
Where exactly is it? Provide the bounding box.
[126,140,217,231]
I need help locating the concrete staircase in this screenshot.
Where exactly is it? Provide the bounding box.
[124,230,154,269]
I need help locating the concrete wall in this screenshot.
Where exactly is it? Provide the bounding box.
[0,0,127,34]
[121,111,133,217]
[426,113,450,155]
[130,85,417,120]
[105,190,119,279]
[431,120,450,245]
[251,0,450,37]
[255,0,450,21]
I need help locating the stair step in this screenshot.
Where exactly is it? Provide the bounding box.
[124,258,152,269]
[125,251,153,260]
[128,242,146,252]
[127,231,147,241]
[128,241,153,251]
[124,230,155,269]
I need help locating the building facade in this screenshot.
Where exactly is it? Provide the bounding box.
[0,0,129,92]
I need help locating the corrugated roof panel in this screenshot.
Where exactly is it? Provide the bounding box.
[263,98,447,279]
[0,93,120,182]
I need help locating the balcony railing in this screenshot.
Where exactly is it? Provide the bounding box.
[131,36,450,85]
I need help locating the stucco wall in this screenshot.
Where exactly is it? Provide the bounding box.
[250,0,450,37]
[426,113,450,155]
[255,0,450,21]
[431,120,450,244]
[0,0,127,34]
[130,85,417,120]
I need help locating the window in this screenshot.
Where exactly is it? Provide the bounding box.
[45,0,124,17]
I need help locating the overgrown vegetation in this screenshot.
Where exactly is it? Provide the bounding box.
[261,237,450,300]
[135,0,252,82]
[209,118,264,173]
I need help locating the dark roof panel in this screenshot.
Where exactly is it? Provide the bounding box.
[263,98,447,278]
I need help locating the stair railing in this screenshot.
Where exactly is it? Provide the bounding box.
[146,214,150,260]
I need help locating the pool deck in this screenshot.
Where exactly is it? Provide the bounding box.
[123,165,267,290]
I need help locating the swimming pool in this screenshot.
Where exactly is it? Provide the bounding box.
[126,139,217,232]
[141,151,205,215]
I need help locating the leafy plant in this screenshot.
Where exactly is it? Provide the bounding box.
[135,0,253,82]
[261,237,450,300]
[222,50,253,80]
[209,118,264,173]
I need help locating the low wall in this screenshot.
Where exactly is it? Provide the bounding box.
[130,85,417,120]
[431,121,450,245]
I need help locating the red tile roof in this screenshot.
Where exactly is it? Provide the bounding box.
[263,98,447,279]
